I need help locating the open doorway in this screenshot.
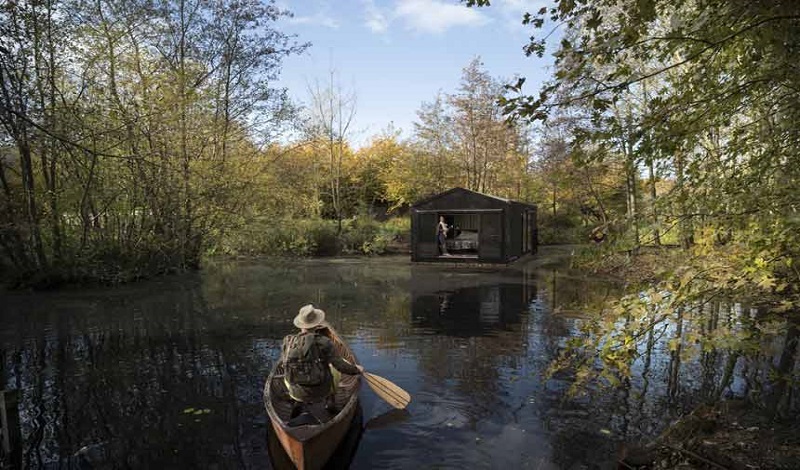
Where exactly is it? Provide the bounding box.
[440,213,479,258]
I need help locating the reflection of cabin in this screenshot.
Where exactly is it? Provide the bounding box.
[410,187,537,263]
[409,265,537,337]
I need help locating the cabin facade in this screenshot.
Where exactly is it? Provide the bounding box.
[410,187,537,263]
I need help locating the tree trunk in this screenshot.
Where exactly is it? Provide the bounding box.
[0,161,31,270]
[648,160,660,246]
[178,0,193,268]
[675,151,692,249]
[19,138,48,269]
[625,141,639,247]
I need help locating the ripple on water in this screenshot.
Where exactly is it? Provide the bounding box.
[1,250,752,468]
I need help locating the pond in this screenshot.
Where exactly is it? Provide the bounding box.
[0,247,774,469]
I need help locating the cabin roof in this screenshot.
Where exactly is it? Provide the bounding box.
[411,187,536,209]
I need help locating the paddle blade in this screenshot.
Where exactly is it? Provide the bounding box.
[365,408,410,430]
[363,372,411,409]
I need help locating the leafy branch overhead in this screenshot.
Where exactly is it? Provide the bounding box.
[467,0,800,413]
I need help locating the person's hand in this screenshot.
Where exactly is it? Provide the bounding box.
[356,365,365,374]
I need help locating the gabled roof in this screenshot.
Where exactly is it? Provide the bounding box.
[411,187,536,208]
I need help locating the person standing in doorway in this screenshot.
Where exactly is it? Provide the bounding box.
[437,215,450,256]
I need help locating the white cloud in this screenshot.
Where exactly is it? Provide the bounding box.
[490,0,548,33]
[495,0,547,14]
[362,0,389,33]
[287,4,340,29]
[288,13,340,29]
[394,0,489,34]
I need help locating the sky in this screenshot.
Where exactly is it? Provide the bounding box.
[273,0,558,147]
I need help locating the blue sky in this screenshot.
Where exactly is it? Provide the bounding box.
[274,0,557,147]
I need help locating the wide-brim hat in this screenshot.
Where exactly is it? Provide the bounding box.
[294,304,326,329]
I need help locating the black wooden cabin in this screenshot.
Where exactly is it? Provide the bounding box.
[410,187,537,263]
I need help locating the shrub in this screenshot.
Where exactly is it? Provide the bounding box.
[537,212,588,245]
[340,216,379,254]
[211,215,411,257]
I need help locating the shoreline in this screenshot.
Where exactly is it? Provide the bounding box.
[3,243,594,291]
[573,246,800,469]
[620,401,800,469]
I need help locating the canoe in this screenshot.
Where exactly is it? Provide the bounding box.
[264,326,361,470]
[266,404,364,470]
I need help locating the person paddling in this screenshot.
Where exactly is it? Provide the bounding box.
[281,304,364,416]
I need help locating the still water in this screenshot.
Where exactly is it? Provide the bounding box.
[0,248,738,469]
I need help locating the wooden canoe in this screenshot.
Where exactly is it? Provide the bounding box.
[264,326,361,470]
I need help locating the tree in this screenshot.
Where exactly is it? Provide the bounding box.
[450,57,522,193]
[468,0,800,413]
[410,57,532,201]
[0,0,306,284]
[413,93,455,194]
[305,70,357,234]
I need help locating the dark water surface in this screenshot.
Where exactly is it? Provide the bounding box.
[0,247,733,469]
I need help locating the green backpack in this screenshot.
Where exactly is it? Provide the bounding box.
[284,332,329,387]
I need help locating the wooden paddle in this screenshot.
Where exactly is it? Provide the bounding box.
[362,372,411,409]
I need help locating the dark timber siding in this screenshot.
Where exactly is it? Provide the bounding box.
[410,188,537,264]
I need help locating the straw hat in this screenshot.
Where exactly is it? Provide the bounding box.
[294,304,326,329]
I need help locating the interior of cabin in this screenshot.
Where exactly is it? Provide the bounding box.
[439,213,480,258]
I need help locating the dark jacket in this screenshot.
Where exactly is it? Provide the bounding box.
[281,330,360,402]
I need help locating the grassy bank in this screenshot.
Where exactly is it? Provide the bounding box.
[0,242,202,289]
[211,216,410,258]
[0,217,411,289]
[570,244,682,286]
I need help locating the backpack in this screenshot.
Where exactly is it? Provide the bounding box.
[284,332,329,387]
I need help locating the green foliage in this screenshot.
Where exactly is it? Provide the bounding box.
[537,212,585,245]
[380,217,411,240]
[476,0,800,410]
[217,218,334,257]
[0,0,306,286]
[214,217,409,257]
[339,217,380,254]
[340,216,410,255]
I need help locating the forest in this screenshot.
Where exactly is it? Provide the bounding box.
[6,0,785,284]
[0,0,797,368]
[0,0,558,287]
[1,0,797,364]
[1,0,798,465]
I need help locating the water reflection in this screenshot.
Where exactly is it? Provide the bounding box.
[0,249,794,469]
[0,277,278,469]
[410,266,536,336]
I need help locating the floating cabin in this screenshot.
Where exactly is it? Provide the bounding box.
[410,187,538,264]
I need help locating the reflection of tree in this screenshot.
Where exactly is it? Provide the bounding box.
[0,257,419,467]
[412,330,528,425]
[4,255,795,468]
[558,288,800,434]
[768,321,799,416]
[2,279,281,467]
[407,266,538,423]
